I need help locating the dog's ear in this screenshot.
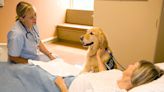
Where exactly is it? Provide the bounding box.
[98,28,109,49]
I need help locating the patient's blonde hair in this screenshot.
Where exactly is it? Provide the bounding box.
[131,60,164,87]
[16,1,33,21]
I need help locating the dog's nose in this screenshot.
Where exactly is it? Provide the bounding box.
[80,36,84,41]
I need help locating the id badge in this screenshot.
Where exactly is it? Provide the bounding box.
[105,53,115,70]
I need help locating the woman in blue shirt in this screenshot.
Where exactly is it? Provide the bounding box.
[7,1,55,64]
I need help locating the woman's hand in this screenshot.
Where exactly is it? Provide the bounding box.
[96,48,106,71]
[96,48,104,59]
[48,53,56,60]
[38,42,56,60]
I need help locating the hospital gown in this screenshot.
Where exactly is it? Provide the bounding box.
[69,69,127,92]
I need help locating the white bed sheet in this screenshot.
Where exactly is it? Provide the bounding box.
[28,58,82,77]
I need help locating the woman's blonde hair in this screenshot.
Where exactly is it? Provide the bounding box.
[16,1,33,21]
[131,60,164,87]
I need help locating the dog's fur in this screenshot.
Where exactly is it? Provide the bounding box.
[80,27,117,72]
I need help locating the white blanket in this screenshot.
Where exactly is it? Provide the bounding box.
[28,58,82,77]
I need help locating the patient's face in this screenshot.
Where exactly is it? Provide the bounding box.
[118,62,139,90]
[123,62,139,78]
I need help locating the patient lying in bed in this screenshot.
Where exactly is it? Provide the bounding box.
[56,48,164,92]
[69,63,164,92]
[63,60,164,92]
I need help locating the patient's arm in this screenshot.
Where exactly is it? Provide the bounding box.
[96,48,106,71]
[55,76,68,92]
[9,55,28,64]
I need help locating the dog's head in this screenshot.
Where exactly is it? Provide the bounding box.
[80,27,108,49]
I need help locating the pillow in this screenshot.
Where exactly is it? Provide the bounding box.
[129,62,164,92]
[155,62,164,70]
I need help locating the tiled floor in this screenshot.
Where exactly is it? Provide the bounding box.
[0,41,87,65]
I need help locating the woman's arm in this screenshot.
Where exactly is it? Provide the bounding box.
[96,48,106,72]
[9,55,28,64]
[38,41,56,60]
[8,31,27,63]
[55,76,68,92]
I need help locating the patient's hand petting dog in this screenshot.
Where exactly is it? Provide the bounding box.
[80,27,117,73]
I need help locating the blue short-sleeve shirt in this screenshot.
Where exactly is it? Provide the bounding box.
[8,20,50,61]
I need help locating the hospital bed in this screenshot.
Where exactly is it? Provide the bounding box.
[0,58,164,92]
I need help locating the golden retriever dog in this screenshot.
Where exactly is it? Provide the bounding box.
[80,27,117,72]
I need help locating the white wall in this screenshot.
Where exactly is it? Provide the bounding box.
[94,0,163,67]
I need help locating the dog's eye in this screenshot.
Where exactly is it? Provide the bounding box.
[90,32,94,35]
